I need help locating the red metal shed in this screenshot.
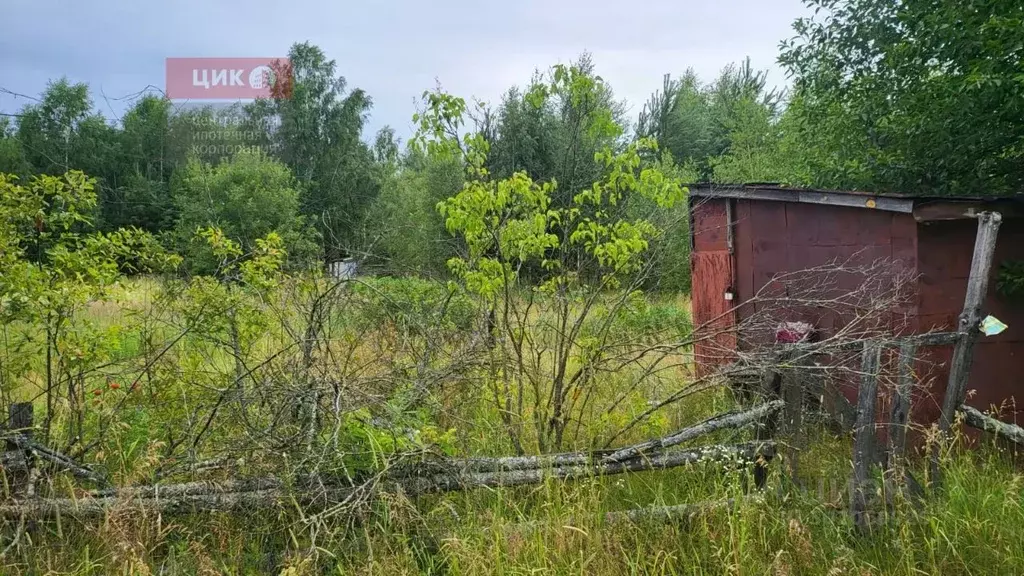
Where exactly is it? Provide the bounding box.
[688,184,1024,425]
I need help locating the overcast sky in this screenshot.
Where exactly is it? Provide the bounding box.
[0,0,809,141]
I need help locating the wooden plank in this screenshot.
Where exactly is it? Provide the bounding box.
[5,402,33,496]
[798,191,913,214]
[781,369,804,482]
[913,200,1023,222]
[851,340,881,531]
[888,341,916,463]
[692,199,730,252]
[6,402,32,452]
[932,212,1002,488]
[725,198,735,254]
[753,369,781,490]
[602,401,784,463]
[910,331,960,347]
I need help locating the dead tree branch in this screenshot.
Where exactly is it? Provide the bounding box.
[602,401,783,463]
[959,405,1024,447]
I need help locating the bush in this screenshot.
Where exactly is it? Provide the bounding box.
[580,291,692,345]
[172,149,320,274]
[350,276,479,334]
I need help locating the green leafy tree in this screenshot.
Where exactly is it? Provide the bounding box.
[245,42,380,260]
[416,62,686,452]
[0,171,176,442]
[172,149,318,272]
[638,71,715,174]
[485,54,627,208]
[0,117,30,177]
[710,98,812,185]
[780,0,1024,194]
[102,96,177,231]
[638,59,780,180]
[364,144,463,276]
[15,79,120,184]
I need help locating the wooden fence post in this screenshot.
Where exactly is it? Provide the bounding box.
[851,340,881,531]
[888,340,916,464]
[931,211,1002,488]
[753,366,782,490]
[781,368,804,483]
[4,403,33,496]
[6,402,33,449]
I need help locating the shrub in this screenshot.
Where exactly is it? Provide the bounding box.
[350,276,479,334]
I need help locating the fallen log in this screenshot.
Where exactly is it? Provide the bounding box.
[399,442,774,495]
[413,405,781,473]
[90,476,289,500]
[452,451,608,473]
[91,430,774,500]
[0,442,774,519]
[602,401,783,463]
[1,434,107,486]
[959,405,1024,447]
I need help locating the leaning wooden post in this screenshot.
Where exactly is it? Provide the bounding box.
[931,211,1002,488]
[851,340,881,532]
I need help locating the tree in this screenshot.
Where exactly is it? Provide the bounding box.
[638,71,715,175]
[0,170,175,442]
[416,62,686,452]
[780,0,1024,195]
[710,98,811,185]
[363,144,463,277]
[15,79,119,181]
[638,59,780,180]
[245,42,380,260]
[14,79,129,233]
[172,149,317,272]
[484,54,628,209]
[486,81,560,182]
[102,96,177,232]
[0,117,29,177]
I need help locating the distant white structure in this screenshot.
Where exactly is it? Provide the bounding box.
[327,258,358,280]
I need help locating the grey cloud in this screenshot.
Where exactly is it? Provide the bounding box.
[0,0,808,139]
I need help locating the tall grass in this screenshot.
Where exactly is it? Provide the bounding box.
[8,441,1023,575]
[2,279,1023,574]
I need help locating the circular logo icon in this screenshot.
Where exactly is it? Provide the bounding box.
[249,66,275,90]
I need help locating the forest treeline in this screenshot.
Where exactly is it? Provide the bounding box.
[1,0,1021,290]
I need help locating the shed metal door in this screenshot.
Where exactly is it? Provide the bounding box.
[692,250,737,372]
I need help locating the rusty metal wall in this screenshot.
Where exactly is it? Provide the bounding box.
[917,219,1024,424]
[692,196,1024,428]
[733,199,918,336]
[690,199,736,374]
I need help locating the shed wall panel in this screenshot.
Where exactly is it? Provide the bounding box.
[691,194,1024,430]
[917,219,1024,423]
[692,200,729,252]
[692,251,738,371]
[734,200,755,325]
[690,200,737,375]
